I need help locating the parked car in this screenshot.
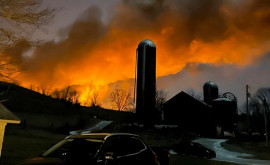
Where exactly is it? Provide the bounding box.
[172,141,216,159]
[20,133,160,165]
[150,146,169,165]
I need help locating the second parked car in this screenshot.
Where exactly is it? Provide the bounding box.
[172,141,216,159]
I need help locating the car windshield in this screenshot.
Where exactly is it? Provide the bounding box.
[42,138,103,158]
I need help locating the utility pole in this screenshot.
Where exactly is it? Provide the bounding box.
[246,84,250,133]
[263,98,269,147]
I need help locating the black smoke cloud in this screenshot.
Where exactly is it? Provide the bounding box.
[3,0,270,107]
[5,6,107,86]
[119,0,270,43]
[157,51,270,109]
[7,0,270,75]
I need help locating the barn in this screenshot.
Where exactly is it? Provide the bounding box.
[163,91,216,136]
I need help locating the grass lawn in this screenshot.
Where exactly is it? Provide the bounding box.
[1,127,66,165]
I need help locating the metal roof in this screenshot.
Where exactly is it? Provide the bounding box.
[138,39,156,48]
[203,81,218,88]
[0,103,20,124]
[164,91,212,108]
[213,97,233,102]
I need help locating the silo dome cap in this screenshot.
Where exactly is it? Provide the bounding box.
[213,98,233,102]
[138,39,156,48]
[203,81,218,88]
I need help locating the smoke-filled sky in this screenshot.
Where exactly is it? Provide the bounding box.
[4,0,270,109]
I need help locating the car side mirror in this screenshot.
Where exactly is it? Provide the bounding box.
[105,152,115,160]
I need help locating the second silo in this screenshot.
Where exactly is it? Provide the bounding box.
[135,39,156,126]
[203,81,219,105]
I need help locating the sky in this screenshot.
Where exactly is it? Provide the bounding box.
[3,0,270,109]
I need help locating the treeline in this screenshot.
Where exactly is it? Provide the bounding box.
[29,84,101,108]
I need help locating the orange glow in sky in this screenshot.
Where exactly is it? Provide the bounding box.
[3,0,270,108]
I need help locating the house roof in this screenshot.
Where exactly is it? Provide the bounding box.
[164,91,211,108]
[0,103,20,124]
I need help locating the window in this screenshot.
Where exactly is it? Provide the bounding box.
[42,139,103,158]
[102,137,146,157]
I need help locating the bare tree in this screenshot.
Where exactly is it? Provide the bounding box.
[110,89,134,111]
[156,89,167,121]
[69,90,80,104]
[0,56,20,81]
[51,89,61,99]
[91,90,100,107]
[186,88,201,100]
[51,87,79,104]
[0,0,54,81]
[156,89,167,110]
[0,0,54,49]
[37,83,51,95]
[248,88,270,115]
[63,86,71,101]
[247,88,270,146]
[29,83,35,91]
[80,84,94,106]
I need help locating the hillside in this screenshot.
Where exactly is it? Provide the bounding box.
[0,82,135,164]
[0,82,78,115]
[0,81,134,133]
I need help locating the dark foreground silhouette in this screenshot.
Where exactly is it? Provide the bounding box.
[20,133,166,165]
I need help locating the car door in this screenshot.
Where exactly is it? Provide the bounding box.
[99,136,149,165]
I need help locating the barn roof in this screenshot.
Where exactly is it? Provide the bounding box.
[0,103,20,124]
[164,91,211,108]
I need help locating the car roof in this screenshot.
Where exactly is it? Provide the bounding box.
[66,133,141,141]
[66,133,111,140]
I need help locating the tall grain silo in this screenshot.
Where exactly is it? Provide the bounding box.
[203,81,219,105]
[212,96,238,136]
[135,39,156,127]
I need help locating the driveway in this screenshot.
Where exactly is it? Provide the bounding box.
[69,120,112,135]
[194,138,270,165]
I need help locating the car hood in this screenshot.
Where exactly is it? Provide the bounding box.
[20,157,65,165]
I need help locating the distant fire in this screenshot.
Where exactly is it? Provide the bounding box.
[3,0,270,109]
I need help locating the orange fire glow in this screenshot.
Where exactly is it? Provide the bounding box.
[3,0,270,109]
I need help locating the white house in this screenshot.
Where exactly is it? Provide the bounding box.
[0,103,20,156]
